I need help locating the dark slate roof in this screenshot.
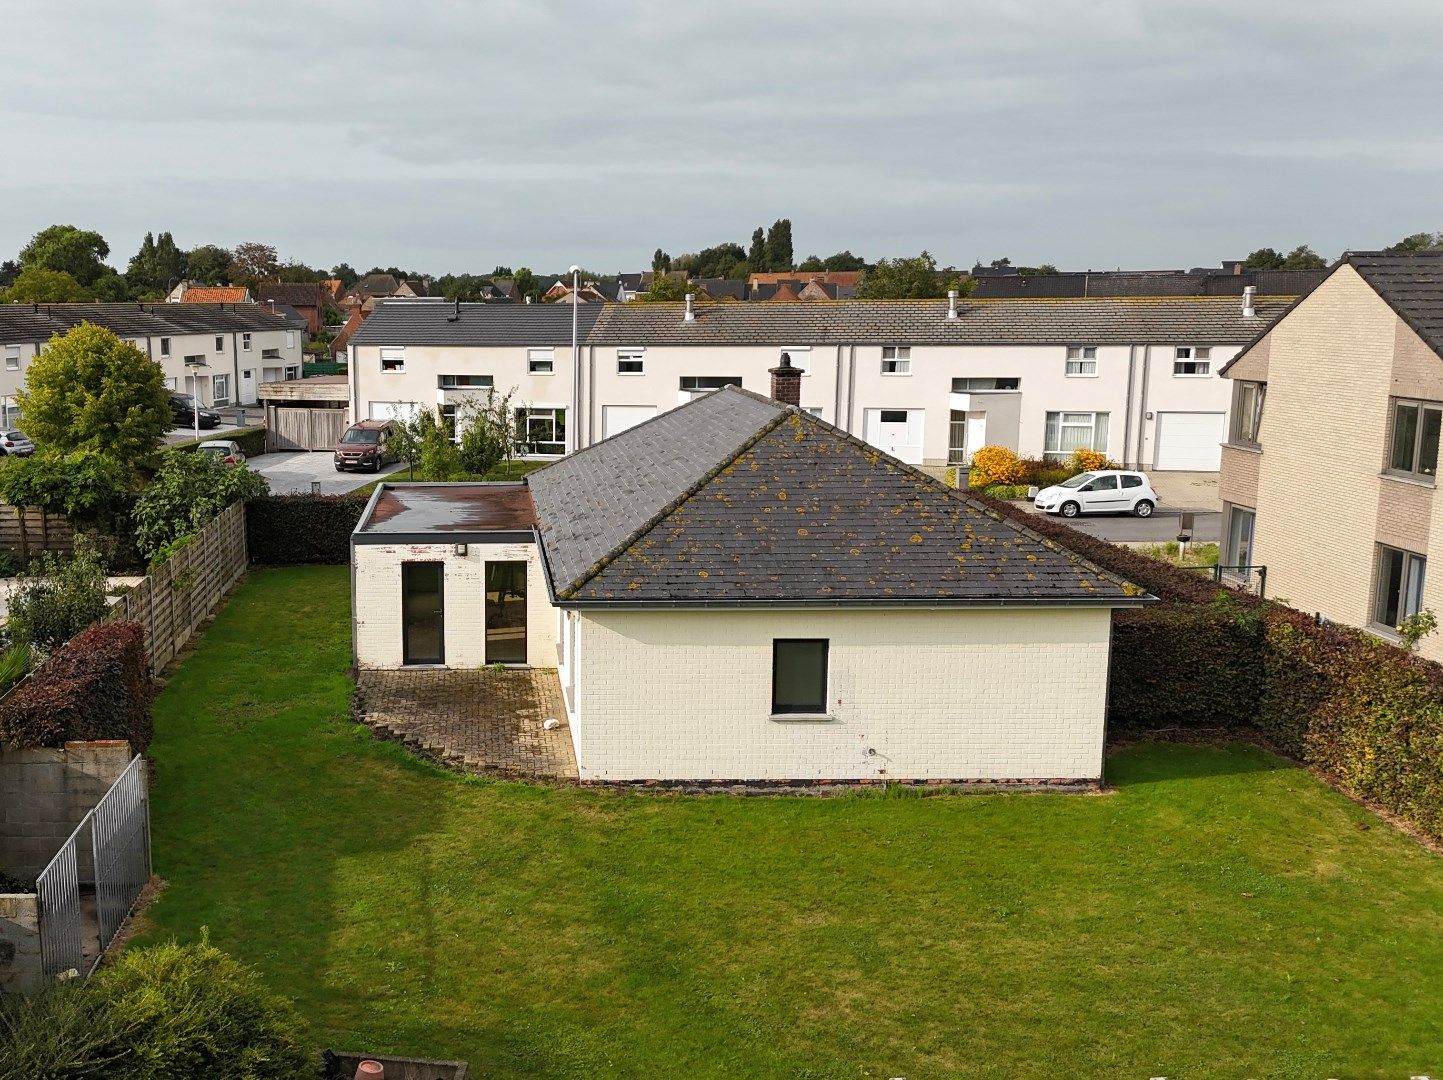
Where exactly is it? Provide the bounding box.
[0,302,295,344]
[588,296,1291,346]
[532,385,1145,607]
[350,299,605,346]
[257,282,328,307]
[530,388,782,593]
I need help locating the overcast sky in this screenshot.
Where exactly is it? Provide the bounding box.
[5,0,1442,276]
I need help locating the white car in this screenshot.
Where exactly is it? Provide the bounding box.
[1033,470,1158,519]
[196,439,246,466]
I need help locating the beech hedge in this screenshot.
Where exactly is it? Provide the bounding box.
[0,622,152,752]
[245,494,366,565]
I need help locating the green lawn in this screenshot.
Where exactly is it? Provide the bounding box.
[139,568,1443,1078]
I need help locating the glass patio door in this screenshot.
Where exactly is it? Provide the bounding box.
[486,561,528,664]
[401,562,445,665]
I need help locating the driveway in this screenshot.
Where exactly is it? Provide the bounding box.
[249,450,406,495]
[1008,471,1222,543]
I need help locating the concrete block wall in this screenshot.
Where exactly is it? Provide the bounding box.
[0,741,133,881]
[575,606,1113,782]
[0,892,41,993]
[353,541,555,669]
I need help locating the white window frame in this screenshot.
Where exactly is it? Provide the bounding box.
[160,337,172,357]
[880,345,911,376]
[1231,381,1266,445]
[1173,346,1212,377]
[1065,345,1097,377]
[1044,411,1110,456]
[380,347,405,373]
[439,374,494,390]
[780,347,811,374]
[214,335,225,353]
[242,332,252,351]
[4,346,19,372]
[212,373,230,403]
[285,331,295,348]
[515,406,567,456]
[284,365,300,380]
[527,348,555,375]
[952,376,1020,392]
[617,348,645,376]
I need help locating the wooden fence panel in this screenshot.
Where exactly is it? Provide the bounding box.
[0,504,75,559]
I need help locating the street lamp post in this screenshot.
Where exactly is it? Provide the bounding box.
[186,358,209,442]
[569,264,580,453]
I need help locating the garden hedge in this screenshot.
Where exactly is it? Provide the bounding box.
[246,494,366,565]
[0,622,152,752]
[967,489,1443,843]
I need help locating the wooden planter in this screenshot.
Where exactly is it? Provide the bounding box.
[321,1049,470,1080]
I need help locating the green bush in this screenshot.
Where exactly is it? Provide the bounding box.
[6,537,110,651]
[417,423,464,481]
[246,494,365,565]
[977,483,1030,500]
[0,642,34,699]
[132,450,269,564]
[0,621,151,751]
[1109,605,1263,729]
[0,936,311,1080]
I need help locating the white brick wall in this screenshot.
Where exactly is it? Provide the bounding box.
[353,541,555,668]
[574,605,1112,782]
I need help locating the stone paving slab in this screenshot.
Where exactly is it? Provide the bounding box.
[355,668,577,781]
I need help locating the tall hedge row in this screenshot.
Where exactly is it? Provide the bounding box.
[245,494,366,564]
[967,491,1443,843]
[0,622,152,752]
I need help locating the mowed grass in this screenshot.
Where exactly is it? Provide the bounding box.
[138,568,1443,1078]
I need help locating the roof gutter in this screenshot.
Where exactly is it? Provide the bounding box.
[553,595,1154,611]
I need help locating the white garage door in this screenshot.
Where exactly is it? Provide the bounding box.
[602,405,656,439]
[863,408,925,465]
[1154,411,1225,471]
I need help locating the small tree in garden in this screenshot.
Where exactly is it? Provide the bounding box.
[131,451,269,564]
[418,421,465,481]
[473,388,522,477]
[6,536,110,651]
[458,388,517,477]
[0,448,131,525]
[387,406,430,479]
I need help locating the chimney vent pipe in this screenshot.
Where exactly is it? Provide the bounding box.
[947,289,959,320]
[1242,285,1256,318]
[684,292,695,322]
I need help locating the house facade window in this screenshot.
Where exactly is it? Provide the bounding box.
[262,347,282,360]
[680,376,743,399]
[1375,545,1427,631]
[1065,346,1097,377]
[439,374,493,389]
[242,333,252,351]
[1231,380,1266,445]
[1045,411,1109,456]
[160,337,171,357]
[1386,398,1442,481]
[952,376,1019,391]
[212,373,230,402]
[772,639,828,715]
[214,335,225,352]
[881,346,911,376]
[780,347,811,374]
[285,331,295,348]
[1223,505,1256,580]
[4,346,19,371]
[380,347,405,373]
[617,348,645,375]
[284,365,300,380]
[515,406,566,455]
[1173,346,1212,376]
[527,348,555,375]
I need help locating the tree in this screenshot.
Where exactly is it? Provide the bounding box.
[822,250,867,271]
[227,242,280,289]
[747,227,766,273]
[639,273,693,301]
[1388,232,1443,253]
[855,251,956,299]
[185,244,232,284]
[0,448,131,521]
[988,257,1013,270]
[276,259,327,283]
[330,262,360,287]
[1243,247,1284,271]
[490,265,513,278]
[1279,245,1327,270]
[764,219,793,272]
[418,421,465,481]
[4,537,110,651]
[126,231,187,294]
[512,267,538,301]
[457,390,512,475]
[3,267,88,303]
[797,255,825,272]
[19,225,111,286]
[16,324,172,466]
[652,248,671,272]
[0,259,18,288]
[1018,263,1060,276]
[90,271,132,302]
[472,388,523,477]
[674,243,746,279]
[131,450,269,563]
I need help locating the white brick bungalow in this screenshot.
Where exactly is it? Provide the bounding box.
[351,377,1150,786]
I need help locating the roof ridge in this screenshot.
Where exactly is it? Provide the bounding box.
[554,396,791,599]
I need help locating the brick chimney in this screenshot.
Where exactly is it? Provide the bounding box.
[769,352,802,407]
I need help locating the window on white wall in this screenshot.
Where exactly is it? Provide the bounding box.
[1065,346,1097,376]
[527,348,555,374]
[212,373,230,402]
[160,338,172,357]
[4,346,19,371]
[214,335,224,352]
[285,331,295,348]
[881,346,911,375]
[1173,346,1211,376]
[617,348,645,375]
[262,347,281,360]
[284,365,300,380]
[1045,411,1109,455]
[772,639,829,715]
[439,374,493,389]
[515,406,566,455]
[1375,545,1427,630]
[779,347,810,373]
[952,376,1020,391]
[242,333,252,351]
[380,347,405,372]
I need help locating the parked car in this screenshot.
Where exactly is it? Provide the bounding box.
[1033,470,1159,518]
[170,393,220,430]
[0,430,34,457]
[334,420,397,472]
[196,439,245,466]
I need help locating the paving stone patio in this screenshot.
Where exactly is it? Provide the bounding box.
[354,668,577,781]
